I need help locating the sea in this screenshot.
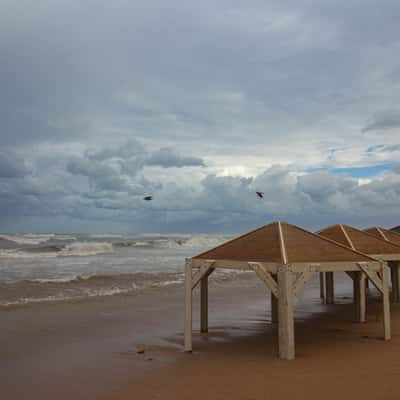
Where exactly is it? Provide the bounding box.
[0,233,240,307]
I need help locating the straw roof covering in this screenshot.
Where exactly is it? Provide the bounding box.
[194,221,374,264]
[364,227,400,247]
[317,224,400,255]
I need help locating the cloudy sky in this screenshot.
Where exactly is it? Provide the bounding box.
[1,0,400,234]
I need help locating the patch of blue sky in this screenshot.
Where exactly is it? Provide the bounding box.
[306,164,392,178]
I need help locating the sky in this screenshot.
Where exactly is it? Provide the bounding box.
[1,0,400,234]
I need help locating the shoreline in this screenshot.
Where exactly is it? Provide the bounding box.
[0,276,269,399]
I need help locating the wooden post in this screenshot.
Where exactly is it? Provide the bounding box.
[381,263,391,341]
[325,272,334,304]
[184,260,193,351]
[270,273,278,323]
[390,261,400,303]
[200,275,208,333]
[354,272,366,323]
[319,272,325,303]
[278,265,295,360]
[271,291,278,323]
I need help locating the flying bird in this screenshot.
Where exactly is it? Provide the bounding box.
[256,191,264,199]
[143,196,153,201]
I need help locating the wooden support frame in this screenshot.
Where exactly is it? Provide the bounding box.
[293,271,313,297]
[192,261,215,289]
[248,262,278,298]
[319,272,325,302]
[200,275,209,333]
[184,260,193,352]
[271,289,278,323]
[389,261,400,303]
[277,265,295,360]
[357,263,384,293]
[325,272,334,304]
[354,271,367,323]
[184,258,389,359]
[381,263,391,341]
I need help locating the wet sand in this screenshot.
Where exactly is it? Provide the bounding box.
[108,275,400,400]
[2,274,400,399]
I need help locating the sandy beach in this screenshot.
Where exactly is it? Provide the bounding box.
[108,277,400,400]
[2,273,400,399]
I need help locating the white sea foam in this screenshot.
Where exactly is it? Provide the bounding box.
[178,235,229,249]
[89,234,125,238]
[0,287,132,307]
[0,234,77,245]
[27,276,85,284]
[60,242,113,256]
[151,279,183,287]
[0,234,53,245]
[0,241,114,259]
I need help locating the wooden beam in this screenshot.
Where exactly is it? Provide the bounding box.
[292,262,381,272]
[190,258,278,272]
[319,272,325,302]
[190,258,382,273]
[278,222,288,264]
[346,271,356,280]
[325,272,334,304]
[271,279,278,323]
[354,272,366,323]
[278,265,295,360]
[248,262,278,298]
[378,227,389,241]
[340,224,355,249]
[357,263,384,294]
[389,261,400,303]
[293,270,313,297]
[191,261,215,290]
[381,263,391,341]
[200,276,208,333]
[184,260,193,352]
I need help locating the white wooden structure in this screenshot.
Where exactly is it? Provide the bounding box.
[318,224,400,303]
[184,222,391,360]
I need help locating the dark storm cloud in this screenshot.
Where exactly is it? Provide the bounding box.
[362,110,400,132]
[145,148,205,168]
[1,0,400,232]
[0,152,28,178]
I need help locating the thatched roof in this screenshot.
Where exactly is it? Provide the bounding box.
[194,221,374,264]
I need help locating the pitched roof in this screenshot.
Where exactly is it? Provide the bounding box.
[364,227,400,247]
[193,221,374,264]
[317,224,400,255]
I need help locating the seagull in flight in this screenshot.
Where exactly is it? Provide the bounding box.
[256,191,264,199]
[143,196,153,201]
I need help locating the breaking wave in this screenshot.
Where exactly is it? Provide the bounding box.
[0,234,77,245]
[0,270,255,307]
[0,241,114,259]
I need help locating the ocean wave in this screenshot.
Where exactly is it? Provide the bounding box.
[0,234,77,246]
[0,269,259,307]
[60,242,113,256]
[0,271,185,307]
[0,234,54,245]
[0,287,132,307]
[162,235,230,249]
[0,241,114,259]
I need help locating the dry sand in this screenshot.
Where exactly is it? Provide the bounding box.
[2,274,400,399]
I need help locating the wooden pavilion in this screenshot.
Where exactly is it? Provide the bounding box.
[184,222,391,360]
[364,227,400,246]
[318,224,400,303]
